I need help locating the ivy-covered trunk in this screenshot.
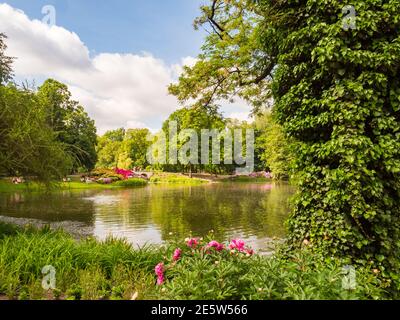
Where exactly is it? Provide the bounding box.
[269,0,400,281]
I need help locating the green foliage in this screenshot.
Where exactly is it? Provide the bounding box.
[113,178,148,187]
[168,0,272,111]
[0,84,73,182]
[37,79,97,172]
[149,174,206,185]
[0,222,391,300]
[96,128,125,168]
[255,112,294,179]
[118,128,151,169]
[170,0,400,289]
[0,33,13,85]
[91,168,124,181]
[96,128,151,170]
[254,0,400,289]
[160,106,238,175]
[0,222,162,300]
[154,235,387,300]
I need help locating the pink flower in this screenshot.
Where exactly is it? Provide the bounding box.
[156,274,164,285]
[155,262,165,285]
[229,239,246,252]
[246,249,254,256]
[186,238,199,248]
[173,248,182,261]
[207,240,225,251]
[155,262,164,276]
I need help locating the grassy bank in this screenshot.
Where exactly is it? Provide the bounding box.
[149,174,208,185]
[0,179,148,193]
[220,176,273,183]
[0,222,388,300]
[0,174,207,193]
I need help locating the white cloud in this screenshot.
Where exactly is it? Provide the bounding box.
[0,3,251,134]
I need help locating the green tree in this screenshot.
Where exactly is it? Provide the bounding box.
[96,128,125,168]
[0,35,72,181]
[255,112,293,179]
[0,85,73,181]
[168,0,272,112]
[37,79,97,171]
[0,33,13,85]
[161,106,227,175]
[262,0,400,280]
[119,128,151,169]
[171,0,400,284]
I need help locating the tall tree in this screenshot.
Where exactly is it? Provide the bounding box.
[161,106,226,175]
[0,35,72,181]
[0,33,13,85]
[96,128,125,169]
[119,128,151,169]
[37,79,97,171]
[170,0,400,282]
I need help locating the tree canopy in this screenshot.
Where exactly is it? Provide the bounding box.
[170,0,400,285]
[38,79,97,171]
[0,35,97,180]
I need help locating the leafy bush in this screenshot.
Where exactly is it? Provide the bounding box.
[150,174,206,184]
[113,178,148,187]
[91,168,123,181]
[153,235,388,300]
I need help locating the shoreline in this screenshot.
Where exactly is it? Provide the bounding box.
[0,215,93,240]
[0,215,280,255]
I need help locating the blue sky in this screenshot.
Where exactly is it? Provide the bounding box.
[0,1,251,133]
[3,0,206,63]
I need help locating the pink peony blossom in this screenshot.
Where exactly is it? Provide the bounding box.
[155,262,164,276]
[229,239,246,252]
[156,275,165,285]
[155,262,165,285]
[173,248,182,261]
[246,249,254,256]
[207,240,225,251]
[186,238,200,248]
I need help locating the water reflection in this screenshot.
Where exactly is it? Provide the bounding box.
[0,183,294,250]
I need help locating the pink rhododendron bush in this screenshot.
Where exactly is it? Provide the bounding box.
[151,234,385,300]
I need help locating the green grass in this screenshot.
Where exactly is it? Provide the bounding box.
[0,222,390,300]
[0,222,163,300]
[113,178,148,187]
[220,176,273,183]
[0,179,149,193]
[149,174,208,185]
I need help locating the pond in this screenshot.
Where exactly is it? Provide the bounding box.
[0,182,294,251]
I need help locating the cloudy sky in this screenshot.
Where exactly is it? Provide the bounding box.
[0,1,252,134]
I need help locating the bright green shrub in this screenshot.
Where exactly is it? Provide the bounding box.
[113,178,148,187]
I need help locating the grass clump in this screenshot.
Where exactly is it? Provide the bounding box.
[0,222,163,300]
[220,176,272,183]
[150,174,207,185]
[113,178,148,187]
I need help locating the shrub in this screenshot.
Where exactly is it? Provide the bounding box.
[152,235,388,300]
[91,168,123,181]
[113,178,148,187]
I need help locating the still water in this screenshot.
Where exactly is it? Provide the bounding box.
[0,183,294,250]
